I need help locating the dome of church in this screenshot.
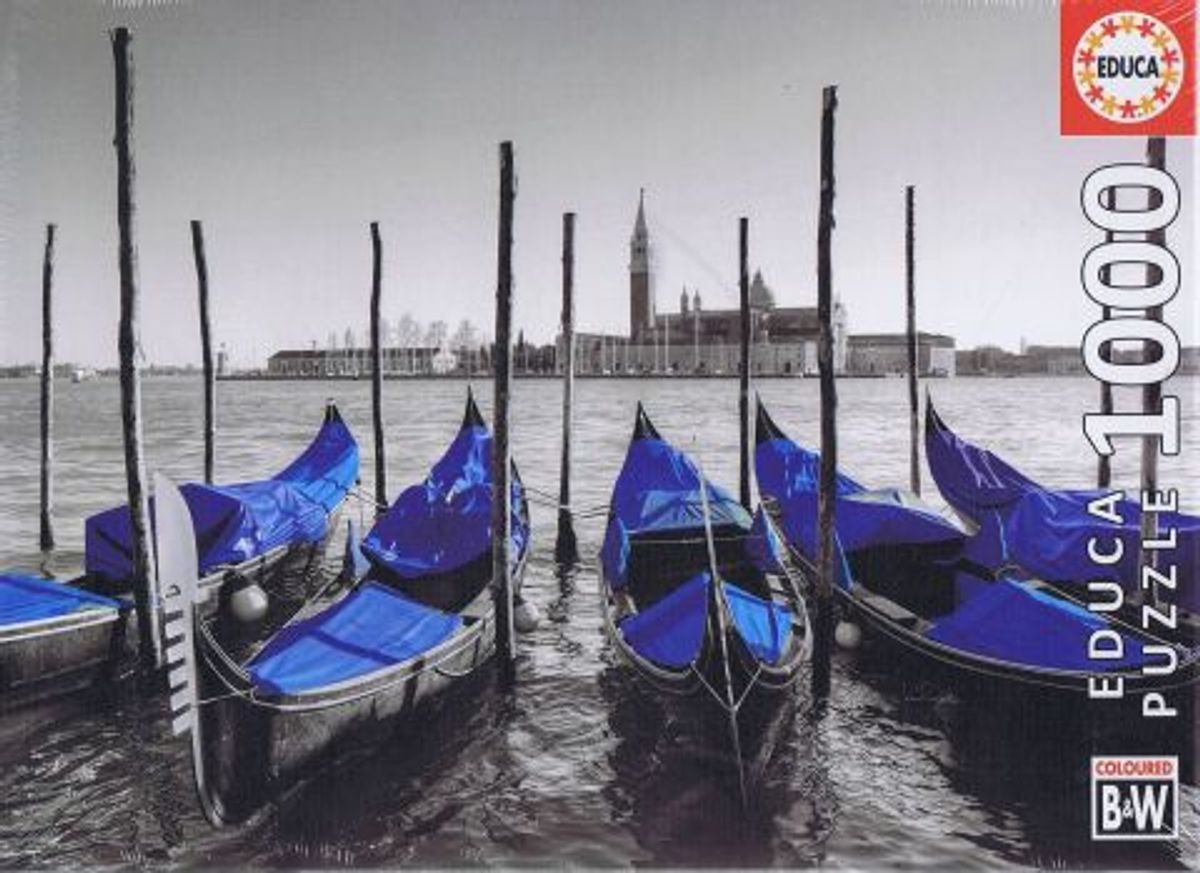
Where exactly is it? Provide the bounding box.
[749,270,775,310]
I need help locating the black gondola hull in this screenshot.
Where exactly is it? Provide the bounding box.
[193,552,525,825]
[0,503,344,717]
[598,569,808,778]
[831,577,1199,778]
[0,606,129,711]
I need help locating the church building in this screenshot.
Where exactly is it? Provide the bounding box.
[576,191,848,375]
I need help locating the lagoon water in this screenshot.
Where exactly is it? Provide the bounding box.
[0,375,1196,868]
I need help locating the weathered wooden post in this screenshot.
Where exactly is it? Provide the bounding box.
[38,226,56,551]
[39,224,56,551]
[692,287,700,372]
[664,312,671,372]
[369,221,387,513]
[813,85,839,700]
[1097,185,1115,489]
[112,27,162,668]
[904,186,921,496]
[555,212,579,566]
[738,218,752,511]
[492,141,516,682]
[1141,137,1165,589]
[190,220,215,485]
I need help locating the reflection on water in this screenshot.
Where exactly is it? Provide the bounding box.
[0,375,1196,867]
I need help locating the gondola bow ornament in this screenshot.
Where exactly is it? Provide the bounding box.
[156,473,222,827]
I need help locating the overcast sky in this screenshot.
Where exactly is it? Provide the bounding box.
[0,0,1195,368]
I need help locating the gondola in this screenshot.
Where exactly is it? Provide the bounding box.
[597,404,809,788]
[0,402,358,712]
[163,393,530,826]
[87,400,360,604]
[754,398,1200,704]
[0,574,127,709]
[925,398,1199,630]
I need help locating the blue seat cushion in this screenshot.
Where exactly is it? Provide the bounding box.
[0,574,120,626]
[248,581,462,694]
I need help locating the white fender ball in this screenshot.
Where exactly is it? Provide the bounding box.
[835,620,862,649]
[514,596,541,633]
[230,583,269,623]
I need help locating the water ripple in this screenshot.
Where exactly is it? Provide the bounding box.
[1,376,1197,867]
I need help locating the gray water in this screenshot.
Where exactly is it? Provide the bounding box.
[0,375,1196,868]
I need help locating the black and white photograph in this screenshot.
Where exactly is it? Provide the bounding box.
[0,0,1196,868]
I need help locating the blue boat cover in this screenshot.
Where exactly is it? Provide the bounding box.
[0,574,120,626]
[745,506,789,575]
[725,580,793,665]
[926,407,1199,613]
[755,433,964,559]
[618,571,793,669]
[619,571,709,668]
[609,430,752,538]
[248,581,462,694]
[600,517,632,589]
[360,418,529,579]
[85,410,359,586]
[600,418,751,585]
[928,580,1147,672]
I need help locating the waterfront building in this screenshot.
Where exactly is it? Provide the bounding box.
[848,332,957,377]
[268,346,449,377]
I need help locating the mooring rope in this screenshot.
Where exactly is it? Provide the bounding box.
[347,485,387,511]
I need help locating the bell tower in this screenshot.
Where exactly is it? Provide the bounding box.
[629,189,653,339]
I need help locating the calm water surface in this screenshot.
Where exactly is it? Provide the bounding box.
[0,375,1196,868]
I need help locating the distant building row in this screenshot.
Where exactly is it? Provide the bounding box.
[270,193,1200,380]
[562,330,955,377]
[265,331,958,379]
[956,344,1200,376]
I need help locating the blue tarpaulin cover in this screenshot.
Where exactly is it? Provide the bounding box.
[607,431,752,538]
[606,408,792,669]
[361,415,528,580]
[755,430,964,559]
[754,404,1166,673]
[0,574,120,626]
[600,411,751,584]
[600,518,632,589]
[619,571,709,668]
[248,581,461,694]
[928,579,1147,671]
[926,406,1199,613]
[618,571,793,669]
[725,580,793,665]
[745,506,789,576]
[85,410,359,586]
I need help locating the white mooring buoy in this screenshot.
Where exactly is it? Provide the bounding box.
[835,620,862,650]
[514,594,541,633]
[230,582,269,624]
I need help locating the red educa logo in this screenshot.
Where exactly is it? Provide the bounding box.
[1062,1,1195,135]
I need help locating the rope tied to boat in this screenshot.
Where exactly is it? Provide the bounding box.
[347,485,387,512]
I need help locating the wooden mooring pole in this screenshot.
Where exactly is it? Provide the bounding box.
[738,217,752,512]
[370,221,387,513]
[1097,185,1115,489]
[813,85,839,701]
[39,224,56,552]
[492,141,516,682]
[555,211,579,566]
[190,220,215,485]
[112,27,162,668]
[905,186,921,496]
[1140,137,1165,594]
